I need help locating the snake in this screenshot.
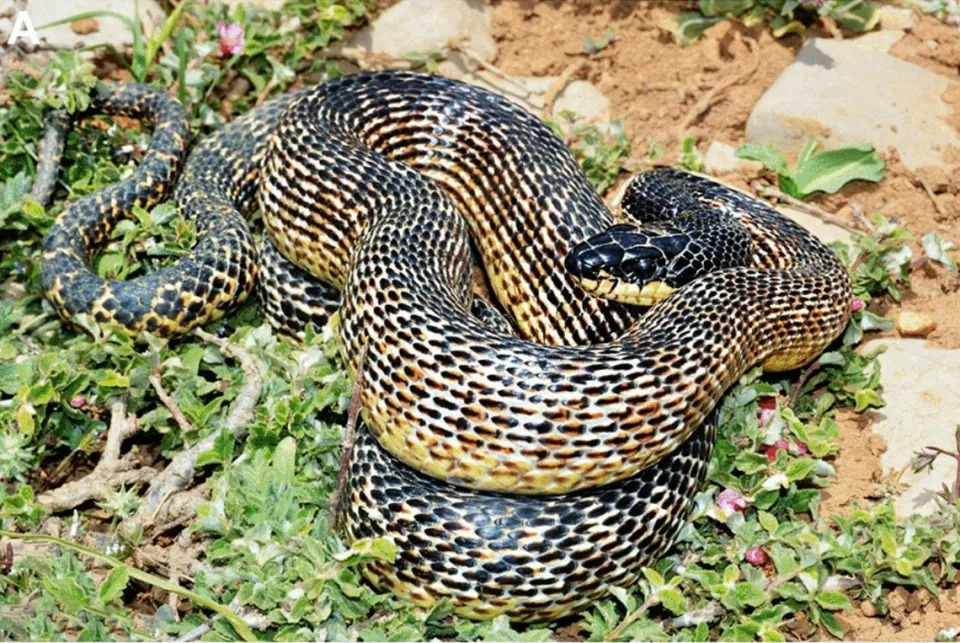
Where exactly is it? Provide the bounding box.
[37,71,851,622]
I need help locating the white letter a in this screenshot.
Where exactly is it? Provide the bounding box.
[7,10,40,46]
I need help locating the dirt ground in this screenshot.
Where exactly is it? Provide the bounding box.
[487,1,960,639]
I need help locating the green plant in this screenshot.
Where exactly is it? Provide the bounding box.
[736,139,885,200]
[664,0,880,45]
[583,29,616,56]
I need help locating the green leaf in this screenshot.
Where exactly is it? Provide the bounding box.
[796,138,819,167]
[272,436,297,482]
[698,0,754,16]
[663,12,722,46]
[98,565,130,604]
[854,388,884,412]
[735,143,790,175]
[826,0,881,32]
[660,588,687,615]
[45,576,88,611]
[921,232,957,271]
[816,590,853,611]
[818,610,845,638]
[758,511,779,533]
[734,581,768,607]
[642,567,666,588]
[792,143,886,198]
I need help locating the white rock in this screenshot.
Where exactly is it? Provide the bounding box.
[2,0,165,50]
[862,339,960,517]
[745,37,960,172]
[854,29,906,53]
[704,142,764,177]
[346,0,495,72]
[877,4,915,31]
[467,72,610,122]
[778,206,853,245]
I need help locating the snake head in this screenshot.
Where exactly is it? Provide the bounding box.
[564,223,695,306]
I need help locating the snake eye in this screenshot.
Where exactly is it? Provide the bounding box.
[618,251,661,282]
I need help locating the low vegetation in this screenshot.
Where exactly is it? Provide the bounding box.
[1,1,958,640]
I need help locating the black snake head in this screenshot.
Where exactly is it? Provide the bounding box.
[565,223,696,306]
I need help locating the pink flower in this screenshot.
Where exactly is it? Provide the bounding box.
[217,21,245,57]
[717,488,747,513]
[745,546,769,566]
[765,438,810,462]
[851,298,865,313]
[757,396,777,427]
[765,439,791,463]
[69,395,86,408]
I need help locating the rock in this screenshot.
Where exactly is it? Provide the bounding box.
[745,37,960,172]
[704,142,764,177]
[877,4,915,31]
[0,0,165,50]
[70,18,99,35]
[862,339,960,517]
[897,311,937,337]
[346,0,495,73]
[778,206,853,245]
[466,73,610,122]
[854,29,906,53]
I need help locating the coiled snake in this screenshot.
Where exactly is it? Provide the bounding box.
[39,72,851,621]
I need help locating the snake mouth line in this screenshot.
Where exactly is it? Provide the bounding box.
[577,273,676,307]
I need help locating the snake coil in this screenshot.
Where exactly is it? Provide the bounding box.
[39,72,850,621]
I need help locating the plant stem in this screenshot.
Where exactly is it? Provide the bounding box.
[0,530,258,641]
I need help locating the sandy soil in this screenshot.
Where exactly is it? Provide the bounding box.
[487,1,960,639]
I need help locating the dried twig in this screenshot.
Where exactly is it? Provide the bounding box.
[917,177,949,219]
[848,199,876,233]
[150,361,194,434]
[542,60,586,119]
[751,180,866,233]
[37,400,151,512]
[119,330,263,538]
[329,344,368,529]
[606,594,658,641]
[674,36,760,136]
[176,606,269,643]
[663,603,725,629]
[787,358,822,408]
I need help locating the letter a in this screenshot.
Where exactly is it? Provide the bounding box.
[7,10,40,46]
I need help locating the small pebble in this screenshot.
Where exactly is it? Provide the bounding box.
[71,18,99,35]
[860,600,878,617]
[897,311,937,337]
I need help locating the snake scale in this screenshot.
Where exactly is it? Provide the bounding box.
[38,72,851,621]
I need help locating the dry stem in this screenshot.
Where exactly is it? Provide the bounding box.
[150,361,194,434]
[119,329,262,538]
[542,60,587,119]
[751,180,867,233]
[329,344,368,529]
[37,400,151,512]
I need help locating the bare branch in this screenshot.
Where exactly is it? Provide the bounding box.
[751,181,867,233]
[37,400,150,512]
[120,331,263,539]
[329,344,368,530]
[150,361,194,434]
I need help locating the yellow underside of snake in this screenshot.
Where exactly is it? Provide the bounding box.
[39,71,851,621]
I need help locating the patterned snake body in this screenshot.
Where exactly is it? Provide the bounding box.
[39,72,851,621]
